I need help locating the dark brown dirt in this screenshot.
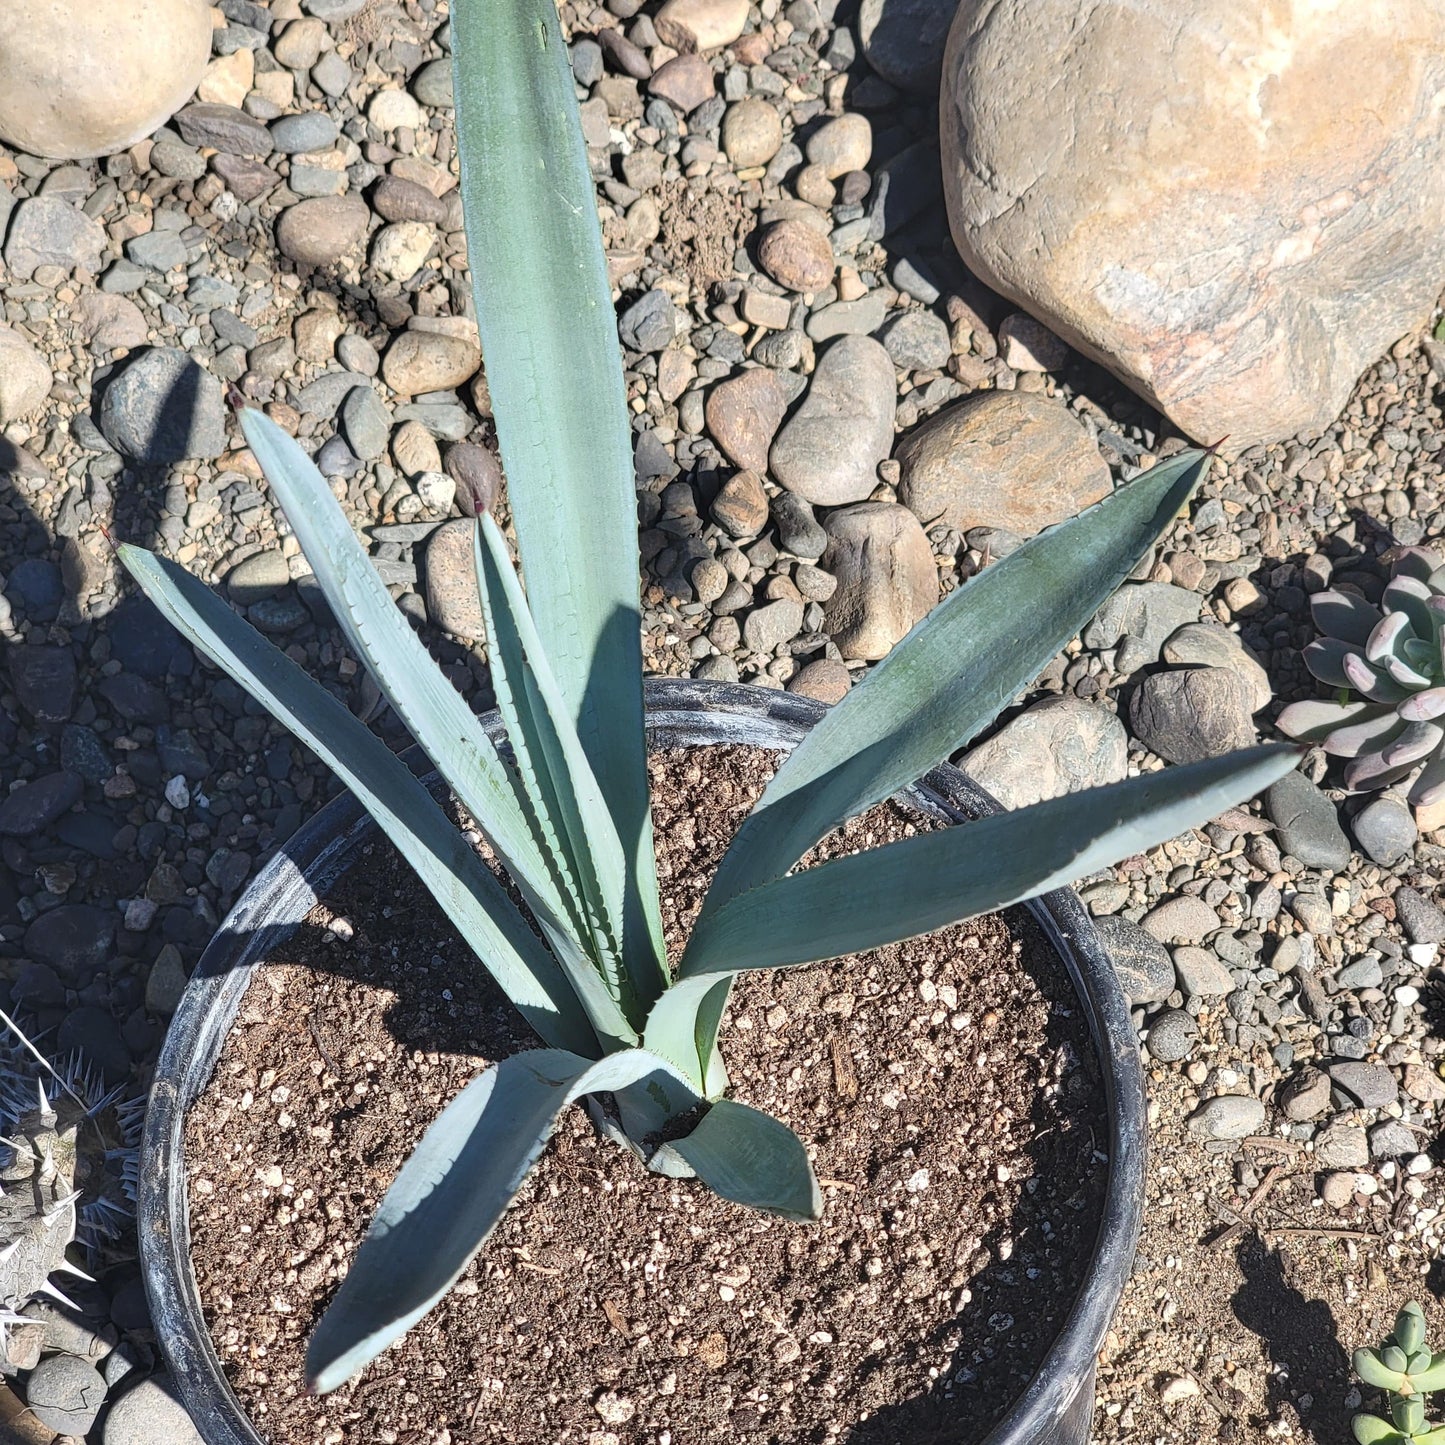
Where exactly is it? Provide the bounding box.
[655,178,751,298]
[185,745,1107,1444]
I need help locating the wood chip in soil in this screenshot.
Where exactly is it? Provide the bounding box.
[185,745,1108,1444]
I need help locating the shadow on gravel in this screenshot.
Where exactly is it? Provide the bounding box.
[1232,1234,1351,1442]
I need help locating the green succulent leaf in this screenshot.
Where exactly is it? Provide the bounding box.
[647,744,1299,1079]
[306,1047,697,1394]
[473,515,639,1021]
[1410,1300,1445,1352]
[1385,1347,1412,1374]
[1352,1415,1405,1445]
[697,449,1213,920]
[450,0,665,998]
[1414,1426,1445,1444]
[238,408,634,1051]
[1358,1346,1409,1392]
[652,1099,821,1222]
[115,544,594,1057]
[1400,1394,1427,1435]
[1410,1355,1445,1393]
[1276,699,1386,744]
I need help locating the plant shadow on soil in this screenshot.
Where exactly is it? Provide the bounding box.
[1230,1233,1352,1443]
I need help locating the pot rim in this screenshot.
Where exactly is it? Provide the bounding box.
[139,676,1145,1445]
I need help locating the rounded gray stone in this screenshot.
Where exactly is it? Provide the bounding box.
[1146,1008,1197,1062]
[770,336,897,507]
[879,309,952,371]
[1350,795,1417,867]
[1171,945,1232,998]
[99,348,227,463]
[1188,1094,1265,1139]
[0,770,82,836]
[1092,914,1175,1006]
[1128,666,1256,765]
[102,1372,204,1445]
[341,384,391,461]
[269,110,339,153]
[1140,895,1219,945]
[1264,769,1350,869]
[960,697,1127,810]
[26,1354,107,1434]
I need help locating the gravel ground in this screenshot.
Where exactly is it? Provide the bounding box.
[1,0,1444,1440]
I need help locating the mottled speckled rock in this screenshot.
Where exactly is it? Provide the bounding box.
[896,391,1110,536]
[821,502,938,661]
[941,0,1445,448]
[770,337,896,506]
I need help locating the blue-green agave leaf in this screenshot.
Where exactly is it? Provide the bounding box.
[696,449,1213,919]
[307,1047,697,1393]
[116,544,594,1056]
[473,515,653,1020]
[653,1099,820,1221]
[450,0,665,995]
[238,407,634,1050]
[646,745,1298,1077]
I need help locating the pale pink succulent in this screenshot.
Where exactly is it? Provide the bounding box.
[1278,547,1445,806]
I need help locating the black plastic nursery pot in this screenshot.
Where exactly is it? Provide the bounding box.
[139,677,1147,1445]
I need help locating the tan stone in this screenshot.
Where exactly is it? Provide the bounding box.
[822,502,939,661]
[705,368,790,474]
[198,48,253,108]
[0,0,211,159]
[382,331,482,397]
[655,0,750,52]
[941,0,1445,450]
[895,391,1110,536]
[0,327,51,423]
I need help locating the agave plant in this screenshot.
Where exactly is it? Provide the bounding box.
[1353,1302,1445,1444]
[114,0,1298,1396]
[1277,547,1445,806]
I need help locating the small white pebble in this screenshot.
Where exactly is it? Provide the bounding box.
[165,775,190,809]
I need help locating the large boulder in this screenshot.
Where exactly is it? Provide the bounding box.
[0,0,211,159]
[941,1,1445,450]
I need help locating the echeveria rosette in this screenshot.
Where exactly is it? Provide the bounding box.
[1278,547,1445,808]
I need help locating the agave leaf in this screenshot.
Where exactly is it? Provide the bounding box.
[1304,638,1361,688]
[652,1100,821,1221]
[450,0,665,994]
[1368,613,1414,666]
[1312,589,1384,646]
[116,545,595,1057]
[473,516,647,1019]
[306,1046,697,1394]
[1408,754,1445,807]
[647,745,1299,1079]
[1357,1348,1409,1392]
[238,410,635,1050]
[1352,1417,1404,1445]
[698,450,1213,919]
[1321,712,1405,760]
[1277,699,1386,744]
[1344,651,1412,704]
